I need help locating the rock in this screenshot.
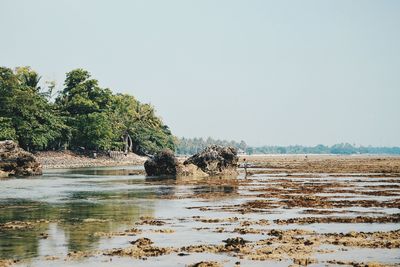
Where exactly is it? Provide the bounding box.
[176,163,208,177]
[0,140,42,177]
[144,149,178,176]
[188,261,222,267]
[129,237,153,247]
[144,145,239,178]
[223,237,249,246]
[183,145,239,176]
[293,257,317,266]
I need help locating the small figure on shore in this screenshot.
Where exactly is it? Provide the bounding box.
[243,158,248,178]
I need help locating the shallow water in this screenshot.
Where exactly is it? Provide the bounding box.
[0,166,399,266]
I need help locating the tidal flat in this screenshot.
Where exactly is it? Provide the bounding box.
[0,155,399,267]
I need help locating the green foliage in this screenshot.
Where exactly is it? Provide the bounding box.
[0,117,17,140]
[108,94,176,154]
[131,123,176,155]
[71,113,115,150]
[0,66,68,150]
[0,66,175,154]
[57,69,113,115]
[15,66,42,91]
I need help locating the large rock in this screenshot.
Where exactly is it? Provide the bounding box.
[144,145,239,178]
[183,145,239,177]
[0,140,42,177]
[144,149,178,177]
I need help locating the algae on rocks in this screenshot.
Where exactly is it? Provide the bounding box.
[183,145,239,177]
[144,145,239,178]
[0,140,42,177]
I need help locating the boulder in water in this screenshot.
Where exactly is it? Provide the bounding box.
[183,145,239,177]
[0,140,42,177]
[144,145,239,178]
[144,149,178,177]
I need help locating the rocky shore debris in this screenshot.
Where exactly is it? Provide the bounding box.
[183,145,239,176]
[274,215,400,225]
[129,237,153,246]
[104,237,175,259]
[37,222,399,266]
[0,259,19,267]
[144,145,239,177]
[188,261,222,267]
[94,227,143,237]
[223,237,249,248]
[326,260,395,267]
[0,140,42,177]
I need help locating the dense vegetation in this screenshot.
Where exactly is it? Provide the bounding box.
[0,66,175,154]
[177,138,400,155]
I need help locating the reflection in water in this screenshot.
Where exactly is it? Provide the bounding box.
[0,167,240,261]
[192,185,237,195]
[0,171,156,260]
[147,175,239,199]
[0,199,154,259]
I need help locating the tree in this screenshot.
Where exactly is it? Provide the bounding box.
[15,66,41,92]
[72,113,115,150]
[0,117,17,140]
[56,69,115,150]
[0,66,68,150]
[1,66,176,153]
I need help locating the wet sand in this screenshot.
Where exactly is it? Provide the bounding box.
[1,155,399,267]
[240,154,400,174]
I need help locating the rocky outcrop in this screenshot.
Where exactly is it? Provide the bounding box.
[144,145,238,178]
[183,145,239,177]
[0,140,42,177]
[144,149,178,177]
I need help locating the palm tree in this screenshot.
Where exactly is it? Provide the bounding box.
[134,103,161,128]
[15,67,41,92]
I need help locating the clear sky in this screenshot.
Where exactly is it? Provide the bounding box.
[1,0,399,146]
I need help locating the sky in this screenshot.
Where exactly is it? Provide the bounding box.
[1,0,399,146]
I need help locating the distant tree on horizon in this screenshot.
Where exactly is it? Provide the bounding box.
[176,137,400,155]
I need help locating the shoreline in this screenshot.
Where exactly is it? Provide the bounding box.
[35,150,147,170]
[35,151,400,174]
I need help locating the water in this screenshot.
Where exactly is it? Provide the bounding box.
[0,166,399,266]
[0,168,156,260]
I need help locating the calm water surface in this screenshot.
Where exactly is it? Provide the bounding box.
[0,166,399,266]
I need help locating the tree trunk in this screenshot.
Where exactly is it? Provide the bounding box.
[124,132,133,153]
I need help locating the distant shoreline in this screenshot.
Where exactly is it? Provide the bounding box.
[239,153,400,157]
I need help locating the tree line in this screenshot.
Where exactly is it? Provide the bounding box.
[0,66,175,154]
[246,143,400,155]
[176,137,247,155]
[177,138,400,155]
